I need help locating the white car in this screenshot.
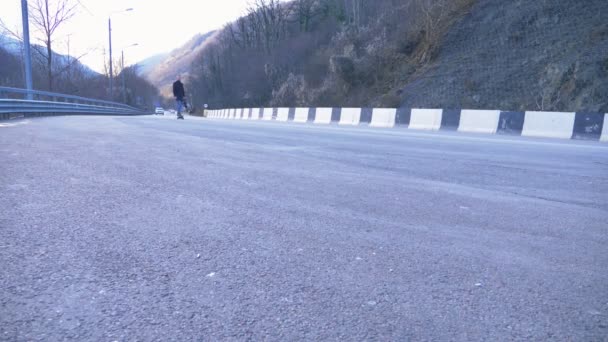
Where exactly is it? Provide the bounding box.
[155,107,164,115]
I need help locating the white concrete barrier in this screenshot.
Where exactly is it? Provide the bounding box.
[369,108,396,128]
[458,110,501,134]
[241,109,248,120]
[314,108,332,124]
[276,108,289,122]
[522,111,575,139]
[250,108,261,120]
[601,114,608,142]
[262,108,273,120]
[294,108,309,123]
[409,109,443,130]
[339,108,361,126]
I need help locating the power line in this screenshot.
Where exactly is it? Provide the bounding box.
[75,0,94,16]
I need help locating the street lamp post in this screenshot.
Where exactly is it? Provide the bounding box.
[121,43,138,104]
[108,8,133,101]
[21,0,33,99]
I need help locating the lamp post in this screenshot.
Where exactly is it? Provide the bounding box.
[108,8,133,101]
[21,0,33,99]
[121,43,138,104]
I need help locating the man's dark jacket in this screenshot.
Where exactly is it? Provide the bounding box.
[173,80,185,100]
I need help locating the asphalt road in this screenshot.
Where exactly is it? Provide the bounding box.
[1,114,607,341]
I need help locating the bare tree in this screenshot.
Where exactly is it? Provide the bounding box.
[293,0,318,32]
[247,0,288,53]
[28,0,77,91]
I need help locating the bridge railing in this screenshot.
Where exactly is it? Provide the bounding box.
[0,86,148,117]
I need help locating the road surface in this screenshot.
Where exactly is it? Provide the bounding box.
[1,115,607,340]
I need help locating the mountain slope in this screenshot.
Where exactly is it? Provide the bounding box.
[140,31,217,98]
[0,33,99,78]
[397,0,608,112]
[136,53,169,78]
[180,0,607,112]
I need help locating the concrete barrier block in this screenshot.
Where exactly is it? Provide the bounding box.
[369,108,396,128]
[262,108,273,120]
[395,108,411,126]
[314,108,332,124]
[458,110,501,134]
[294,108,309,123]
[601,114,608,142]
[288,108,296,121]
[572,113,605,140]
[409,109,443,130]
[440,109,461,130]
[277,107,289,122]
[522,111,576,139]
[339,108,362,126]
[250,108,260,120]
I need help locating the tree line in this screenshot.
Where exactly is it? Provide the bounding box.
[188,0,475,109]
[0,0,159,109]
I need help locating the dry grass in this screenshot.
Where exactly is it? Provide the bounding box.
[412,0,478,65]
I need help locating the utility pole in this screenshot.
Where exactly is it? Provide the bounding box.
[121,50,125,103]
[21,0,33,99]
[107,8,133,101]
[120,43,138,104]
[108,17,113,100]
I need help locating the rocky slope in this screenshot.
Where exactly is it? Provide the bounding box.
[398,0,608,112]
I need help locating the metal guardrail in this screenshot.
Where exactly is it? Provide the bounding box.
[0,86,148,117]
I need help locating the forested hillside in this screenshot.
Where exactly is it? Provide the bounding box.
[181,0,607,112]
[141,31,217,99]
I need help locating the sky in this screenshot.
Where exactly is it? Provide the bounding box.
[0,0,258,73]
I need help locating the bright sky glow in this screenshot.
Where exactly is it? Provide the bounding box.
[0,0,259,73]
